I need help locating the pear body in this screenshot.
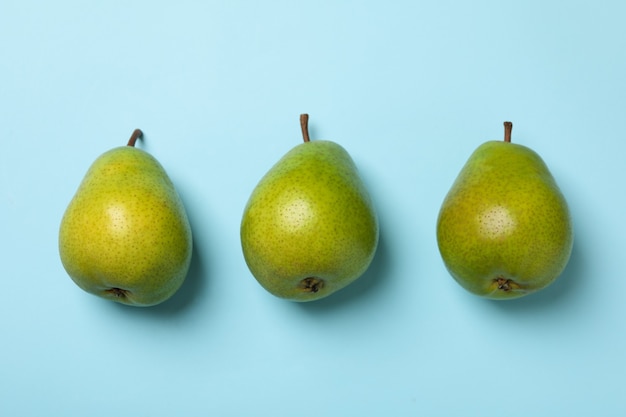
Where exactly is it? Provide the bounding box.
[241,140,378,301]
[59,145,192,306]
[436,140,573,299]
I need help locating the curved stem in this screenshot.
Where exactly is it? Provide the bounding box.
[127,129,143,147]
[503,121,513,143]
[300,114,310,143]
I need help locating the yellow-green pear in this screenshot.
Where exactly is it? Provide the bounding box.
[240,114,379,302]
[436,122,573,299]
[59,129,192,307]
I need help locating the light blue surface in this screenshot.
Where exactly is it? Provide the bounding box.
[2,1,625,415]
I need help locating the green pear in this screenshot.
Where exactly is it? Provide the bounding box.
[59,129,192,307]
[436,122,573,299]
[240,114,379,302]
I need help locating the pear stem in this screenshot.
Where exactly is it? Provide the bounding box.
[127,129,143,147]
[300,114,310,143]
[503,121,513,143]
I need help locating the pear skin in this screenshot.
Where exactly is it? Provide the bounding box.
[240,115,379,301]
[436,122,573,299]
[59,130,192,306]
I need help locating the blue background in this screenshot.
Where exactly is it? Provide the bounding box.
[2,0,625,415]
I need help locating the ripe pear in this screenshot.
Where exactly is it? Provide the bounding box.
[436,122,573,299]
[59,129,192,307]
[240,114,379,302]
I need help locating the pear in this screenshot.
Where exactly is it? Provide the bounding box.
[240,114,379,302]
[59,129,192,307]
[436,122,573,299]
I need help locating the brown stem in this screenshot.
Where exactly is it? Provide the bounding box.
[127,129,143,147]
[503,121,513,143]
[300,114,310,143]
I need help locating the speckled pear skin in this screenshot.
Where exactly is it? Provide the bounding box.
[59,140,192,307]
[437,130,573,299]
[240,139,379,302]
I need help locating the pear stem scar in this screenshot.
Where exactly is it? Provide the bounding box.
[300,114,310,143]
[503,121,513,143]
[127,129,144,147]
